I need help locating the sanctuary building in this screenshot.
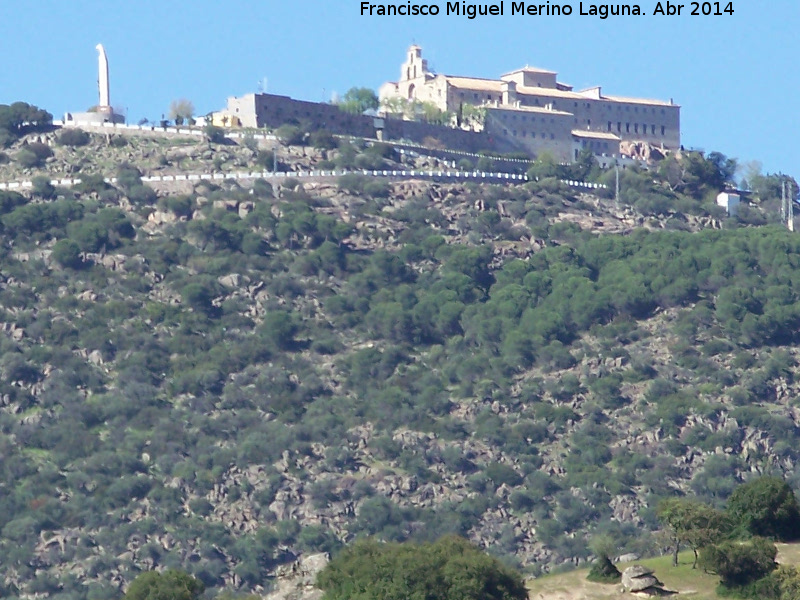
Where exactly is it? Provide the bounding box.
[379,46,681,161]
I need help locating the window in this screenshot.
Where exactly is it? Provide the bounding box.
[474,93,478,100]
[634,124,639,133]
[626,123,630,133]
[661,126,666,136]
[651,124,656,135]
[617,122,622,132]
[550,133,555,140]
[608,122,612,131]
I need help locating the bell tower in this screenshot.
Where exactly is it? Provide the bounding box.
[401,45,429,82]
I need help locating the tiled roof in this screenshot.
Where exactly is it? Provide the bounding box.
[571,130,621,141]
[603,94,678,107]
[487,104,574,117]
[445,76,504,92]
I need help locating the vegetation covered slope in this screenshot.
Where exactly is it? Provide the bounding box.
[0,126,799,599]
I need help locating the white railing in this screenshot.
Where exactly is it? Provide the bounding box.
[0,169,535,191]
[0,169,615,191]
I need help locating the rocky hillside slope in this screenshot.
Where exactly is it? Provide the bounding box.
[0,129,796,599]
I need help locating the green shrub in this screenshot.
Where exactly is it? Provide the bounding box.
[125,570,204,600]
[587,556,622,584]
[457,158,474,171]
[276,124,305,146]
[256,150,276,170]
[0,190,26,214]
[484,462,523,487]
[51,239,83,269]
[16,143,53,168]
[338,173,368,194]
[698,537,777,589]
[309,130,337,150]
[31,176,56,199]
[57,128,90,147]
[204,125,226,144]
[252,178,273,198]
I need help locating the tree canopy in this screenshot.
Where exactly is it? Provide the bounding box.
[726,477,800,541]
[169,99,195,125]
[125,570,205,600]
[658,498,730,568]
[698,537,777,589]
[338,87,379,115]
[316,536,528,600]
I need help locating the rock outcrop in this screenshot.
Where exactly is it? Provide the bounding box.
[621,565,663,593]
[266,553,330,600]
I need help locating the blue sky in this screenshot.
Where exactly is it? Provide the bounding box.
[2,1,797,176]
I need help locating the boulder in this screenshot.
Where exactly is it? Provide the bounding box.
[616,553,640,564]
[621,565,662,593]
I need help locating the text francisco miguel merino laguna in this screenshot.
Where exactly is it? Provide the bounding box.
[360,1,735,18]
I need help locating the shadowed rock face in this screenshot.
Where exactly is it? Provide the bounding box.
[621,565,662,593]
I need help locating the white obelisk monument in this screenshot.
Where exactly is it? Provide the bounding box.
[96,44,111,112]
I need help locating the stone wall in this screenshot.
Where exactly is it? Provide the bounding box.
[382,119,494,154]
[227,94,376,137]
[485,107,574,161]
[222,93,497,154]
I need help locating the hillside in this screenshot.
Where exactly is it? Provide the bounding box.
[0,126,798,599]
[527,545,800,600]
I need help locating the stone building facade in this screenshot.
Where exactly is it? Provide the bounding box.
[216,92,497,154]
[223,93,377,138]
[380,46,681,161]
